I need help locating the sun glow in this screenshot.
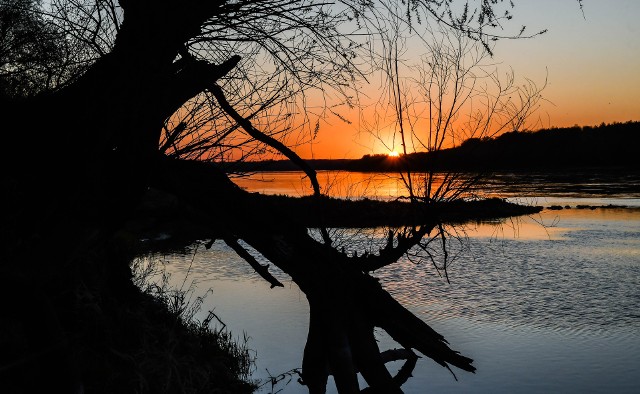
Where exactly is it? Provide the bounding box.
[388,150,400,157]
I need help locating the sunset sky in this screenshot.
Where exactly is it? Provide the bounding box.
[294,0,640,159]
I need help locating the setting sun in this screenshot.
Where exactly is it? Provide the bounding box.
[388,150,400,157]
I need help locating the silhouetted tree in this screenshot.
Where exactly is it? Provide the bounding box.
[0,1,580,392]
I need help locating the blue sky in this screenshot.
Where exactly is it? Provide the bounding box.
[493,0,640,128]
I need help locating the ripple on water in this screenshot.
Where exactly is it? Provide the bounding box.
[371,225,640,337]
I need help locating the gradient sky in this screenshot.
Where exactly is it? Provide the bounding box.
[295,0,640,159]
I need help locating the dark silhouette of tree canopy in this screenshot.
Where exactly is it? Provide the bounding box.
[0,1,577,393]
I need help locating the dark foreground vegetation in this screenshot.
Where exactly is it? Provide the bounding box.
[2,264,256,393]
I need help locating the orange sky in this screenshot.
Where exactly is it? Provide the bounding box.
[290,1,640,160]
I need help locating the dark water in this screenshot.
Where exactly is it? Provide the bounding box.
[144,171,640,393]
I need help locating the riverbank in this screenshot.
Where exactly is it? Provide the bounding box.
[124,188,544,256]
[1,257,256,394]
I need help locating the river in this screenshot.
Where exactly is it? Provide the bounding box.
[139,170,640,393]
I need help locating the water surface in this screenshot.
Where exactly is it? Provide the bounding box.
[147,171,640,393]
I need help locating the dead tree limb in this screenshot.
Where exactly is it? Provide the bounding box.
[209,83,322,198]
[223,237,284,288]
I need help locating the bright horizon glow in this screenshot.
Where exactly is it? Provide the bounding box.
[290,1,640,160]
[388,151,400,158]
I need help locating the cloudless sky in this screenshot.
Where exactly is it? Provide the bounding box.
[296,0,640,159]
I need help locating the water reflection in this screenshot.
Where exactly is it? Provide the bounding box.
[231,170,640,203]
[146,207,640,393]
[231,171,413,199]
[148,171,640,393]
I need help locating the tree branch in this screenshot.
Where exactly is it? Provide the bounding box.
[209,83,322,197]
[223,237,284,289]
[352,226,432,272]
[159,55,242,121]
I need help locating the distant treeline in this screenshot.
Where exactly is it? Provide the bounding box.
[219,121,640,172]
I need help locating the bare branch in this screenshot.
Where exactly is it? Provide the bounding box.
[209,83,322,197]
[224,237,284,288]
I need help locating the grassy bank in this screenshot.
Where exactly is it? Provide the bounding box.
[1,256,256,394]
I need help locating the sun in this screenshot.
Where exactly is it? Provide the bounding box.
[387,150,400,158]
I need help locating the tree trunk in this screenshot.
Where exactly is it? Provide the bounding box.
[150,157,476,392]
